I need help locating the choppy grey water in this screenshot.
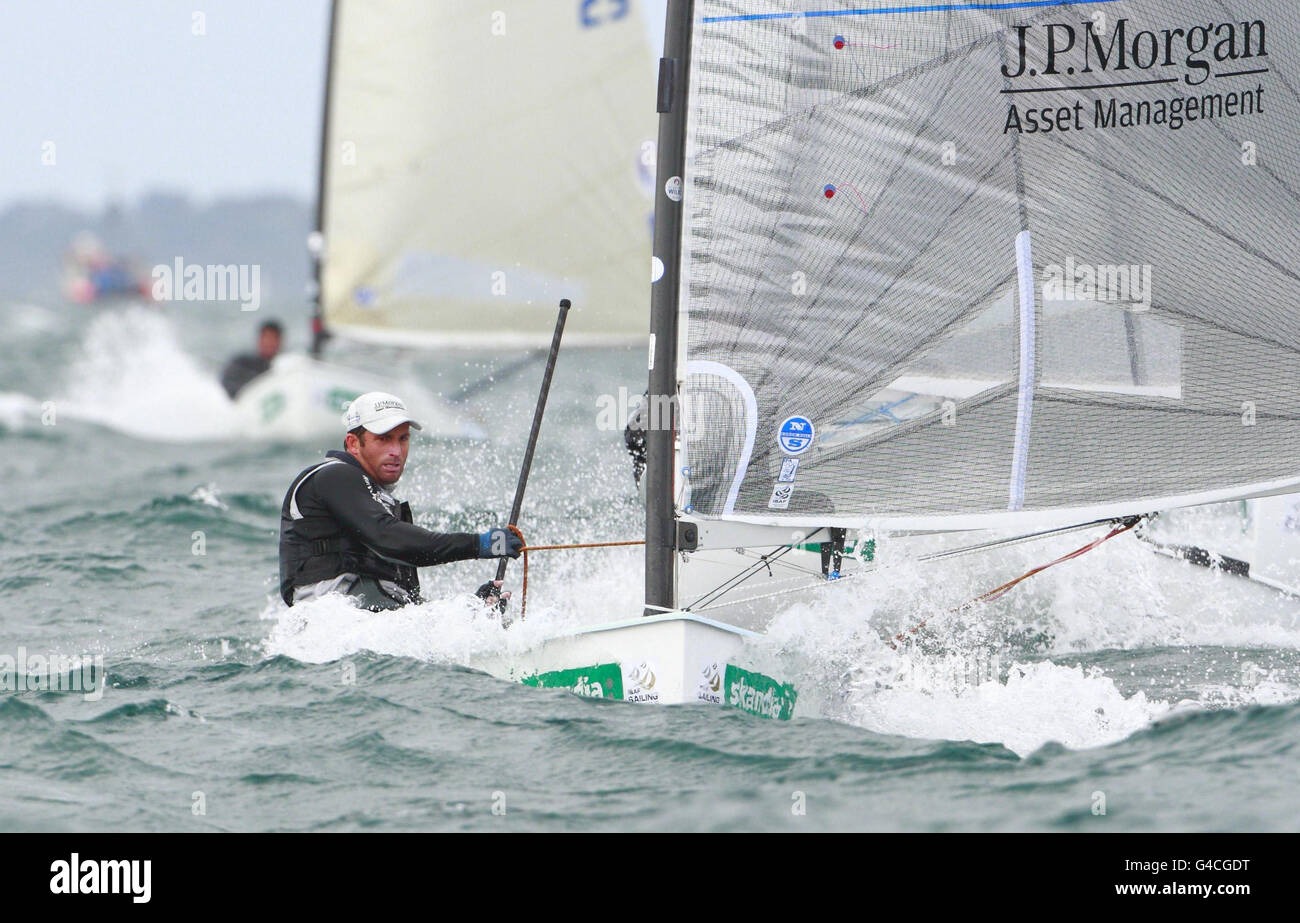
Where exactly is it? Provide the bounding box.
[2,300,1298,832]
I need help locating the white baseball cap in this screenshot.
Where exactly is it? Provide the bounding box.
[342,391,423,434]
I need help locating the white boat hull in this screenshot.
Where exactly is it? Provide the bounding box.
[476,612,798,719]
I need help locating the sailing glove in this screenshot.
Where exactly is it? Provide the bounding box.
[478,528,523,559]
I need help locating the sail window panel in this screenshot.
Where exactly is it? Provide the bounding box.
[735,389,1021,518]
[821,290,1017,449]
[1039,301,1183,399]
[1028,324,1300,510]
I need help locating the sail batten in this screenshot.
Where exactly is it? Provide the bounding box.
[677,0,1300,527]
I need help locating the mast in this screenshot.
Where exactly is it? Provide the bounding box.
[309,0,339,359]
[644,0,694,616]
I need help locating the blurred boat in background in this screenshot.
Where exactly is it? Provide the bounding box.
[232,352,485,442]
[61,231,153,304]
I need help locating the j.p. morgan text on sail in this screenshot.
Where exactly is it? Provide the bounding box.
[1000,16,1270,135]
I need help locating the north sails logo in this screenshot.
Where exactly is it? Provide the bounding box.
[1003,16,1267,87]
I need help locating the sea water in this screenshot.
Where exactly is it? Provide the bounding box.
[2,302,1298,831]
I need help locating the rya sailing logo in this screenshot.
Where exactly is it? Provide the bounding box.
[703,662,721,694]
[626,661,656,690]
[625,661,660,703]
[697,661,723,704]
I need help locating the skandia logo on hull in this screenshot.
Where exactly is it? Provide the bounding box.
[729,676,784,720]
[569,675,605,698]
[1002,16,1267,87]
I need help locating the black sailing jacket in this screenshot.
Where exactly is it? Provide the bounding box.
[278,450,479,605]
[220,353,270,398]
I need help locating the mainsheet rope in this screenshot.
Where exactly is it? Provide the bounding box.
[506,526,645,618]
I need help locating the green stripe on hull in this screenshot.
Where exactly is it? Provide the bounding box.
[724,664,797,720]
[521,663,623,700]
[522,661,797,719]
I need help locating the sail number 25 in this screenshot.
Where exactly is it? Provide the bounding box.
[580,0,629,28]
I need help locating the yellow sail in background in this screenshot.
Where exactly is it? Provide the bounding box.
[320,0,659,347]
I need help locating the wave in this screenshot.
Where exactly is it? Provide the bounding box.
[751,531,1300,756]
[53,307,241,441]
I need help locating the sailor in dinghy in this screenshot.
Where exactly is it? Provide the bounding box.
[220,319,282,399]
[278,391,523,612]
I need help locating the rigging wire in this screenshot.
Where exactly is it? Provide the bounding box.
[685,516,1133,613]
[502,516,1149,634]
[887,516,1146,649]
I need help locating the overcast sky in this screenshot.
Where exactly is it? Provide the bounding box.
[0,0,330,211]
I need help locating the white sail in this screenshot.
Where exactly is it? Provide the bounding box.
[673,0,1300,533]
[320,0,661,347]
